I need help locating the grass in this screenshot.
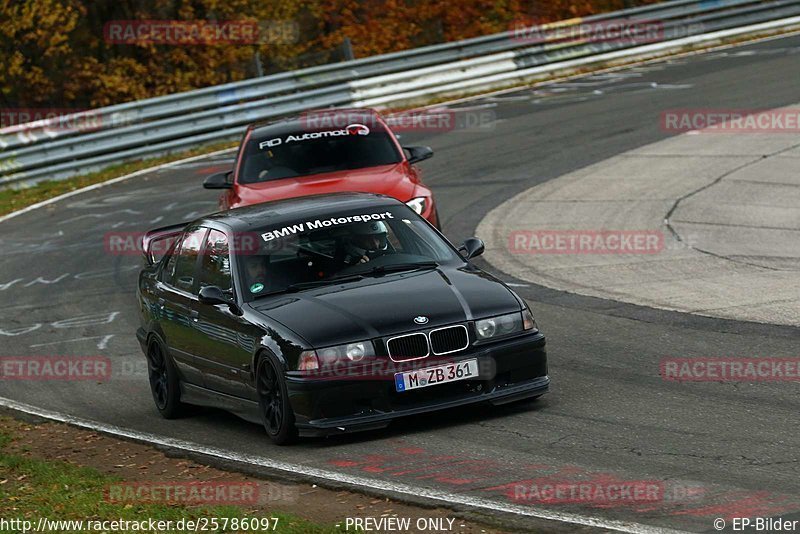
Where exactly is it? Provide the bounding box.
[0,140,237,218]
[0,428,339,533]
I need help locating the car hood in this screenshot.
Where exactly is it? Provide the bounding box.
[234,164,416,207]
[250,267,521,348]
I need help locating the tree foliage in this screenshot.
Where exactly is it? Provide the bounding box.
[0,0,661,109]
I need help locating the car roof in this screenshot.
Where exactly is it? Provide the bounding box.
[247,108,384,138]
[199,192,402,231]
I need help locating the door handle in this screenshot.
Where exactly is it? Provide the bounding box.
[190,310,199,322]
[157,298,165,310]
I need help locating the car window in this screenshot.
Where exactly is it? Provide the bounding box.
[145,231,181,266]
[238,129,402,184]
[170,228,207,293]
[199,229,232,293]
[393,217,452,258]
[161,242,180,285]
[243,206,461,299]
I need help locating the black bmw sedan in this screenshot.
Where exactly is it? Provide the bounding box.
[136,193,548,444]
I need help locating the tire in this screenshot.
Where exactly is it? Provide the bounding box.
[147,339,187,419]
[256,355,298,445]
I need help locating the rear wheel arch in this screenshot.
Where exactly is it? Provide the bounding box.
[145,332,186,419]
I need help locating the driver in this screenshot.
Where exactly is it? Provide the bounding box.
[342,221,389,265]
[244,255,268,293]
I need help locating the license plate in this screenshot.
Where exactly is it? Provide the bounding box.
[394,359,479,392]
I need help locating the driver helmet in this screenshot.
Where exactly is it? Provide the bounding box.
[345,221,389,259]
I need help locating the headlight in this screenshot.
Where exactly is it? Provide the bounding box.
[346,342,368,361]
[475,311,533,340]
[405,197,427,215]
[312,341,375,367]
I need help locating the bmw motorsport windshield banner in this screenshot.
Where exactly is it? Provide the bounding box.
[261,211,395,241]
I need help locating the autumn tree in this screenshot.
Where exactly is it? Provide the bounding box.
[0,0,662,109]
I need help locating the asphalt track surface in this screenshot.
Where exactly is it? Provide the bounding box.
[2,35,800,533]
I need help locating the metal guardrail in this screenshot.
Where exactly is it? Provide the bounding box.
[2,0,800,187]
[0,0,706,150]
[352,0,800,105]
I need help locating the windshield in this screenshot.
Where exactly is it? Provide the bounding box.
[238,206,460,299]
[238,125,402,184]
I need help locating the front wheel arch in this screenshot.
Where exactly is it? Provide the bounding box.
[252,346,287,379]
[254,350,297,445]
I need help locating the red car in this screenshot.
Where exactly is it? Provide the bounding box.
[204,108,439,228]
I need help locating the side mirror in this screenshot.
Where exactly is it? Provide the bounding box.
[404,146,434,165]
[203,171,232,189]
[198,285,228,305]
[459,237,485,260]
[199,285,243,315]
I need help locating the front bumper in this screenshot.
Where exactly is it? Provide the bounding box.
[286,331,548,437]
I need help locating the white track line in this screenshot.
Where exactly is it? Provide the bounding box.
[0,396,687,534]
[0,147,236,225]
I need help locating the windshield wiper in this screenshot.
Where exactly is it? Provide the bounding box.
[358,261,439,276]
[255,274,364,297]
[284,274,365,291]
[254,263,437,297]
